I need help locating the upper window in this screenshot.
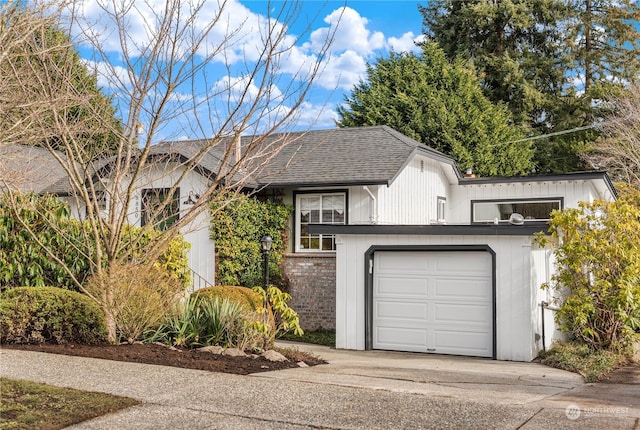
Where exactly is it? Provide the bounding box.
[141,188,180,231]
[296,192,346,252]
[472,198,562,224]
[437,196,446,222]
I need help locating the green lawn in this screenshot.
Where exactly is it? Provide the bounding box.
[0,378,139,430]
[279,328,335,347]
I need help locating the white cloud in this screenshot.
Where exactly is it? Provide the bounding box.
[213,75,261,103]
[70,1,426,135]
[316,50,368,90]
[387,32,425,53]
[81,59,130,89]
[308,7,384,56]
[295,102,338,128]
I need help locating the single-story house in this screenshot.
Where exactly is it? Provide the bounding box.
[1,126,616,361]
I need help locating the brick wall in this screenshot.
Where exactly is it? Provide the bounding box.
[283,253,336,330]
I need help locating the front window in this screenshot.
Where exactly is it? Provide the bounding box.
[296,192,346,251]
[141,188,180,231]
[472,198,562,224]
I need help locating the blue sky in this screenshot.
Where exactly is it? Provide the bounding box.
[71,1,426,139]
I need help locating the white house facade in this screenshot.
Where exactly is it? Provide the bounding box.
[3,126,617,362]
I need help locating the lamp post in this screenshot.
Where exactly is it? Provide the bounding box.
[259,235,273,332]
[260,235,272,289]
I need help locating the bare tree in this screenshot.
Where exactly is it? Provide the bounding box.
[1,0,339,342]
[587,85,640,187]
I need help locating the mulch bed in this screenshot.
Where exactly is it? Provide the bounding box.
[2,343,326,375]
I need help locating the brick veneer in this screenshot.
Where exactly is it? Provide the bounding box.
[283,253,336,330]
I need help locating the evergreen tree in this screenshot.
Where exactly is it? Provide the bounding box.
[1,18,121,158]
[420,0,570,128]
[337,44,533,177]
[420,0,640,173]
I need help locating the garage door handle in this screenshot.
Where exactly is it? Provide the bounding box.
[427,348,436,352]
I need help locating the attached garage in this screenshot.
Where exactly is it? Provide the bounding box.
[316,226,557,362]
[370,249,494,358]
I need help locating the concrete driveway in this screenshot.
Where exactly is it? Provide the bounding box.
[1,343,638,429]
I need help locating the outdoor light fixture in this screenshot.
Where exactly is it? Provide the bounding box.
[183,191,200,205]
[260,235,273,252]
[260,235,273,348]
[508,213,525,226]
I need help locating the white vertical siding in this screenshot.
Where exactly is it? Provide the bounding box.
[377,156,450,225]
[124,163,215,286]
[335,233,544,361]
[449,180,606,224]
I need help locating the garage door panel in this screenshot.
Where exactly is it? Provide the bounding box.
[372,251,493,358]
[434,303,492,324]
[434,252,490,275]
[434,278,492,299]
[434,329,492,357]
[376,301,428,321]
[376,276,429,297]
[375,326,428,349]
[376,252,429,273]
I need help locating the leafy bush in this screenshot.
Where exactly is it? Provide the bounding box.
[193,286,275,347]
[535,185,640,352]
[0,193,89,290]
[85,264,185,343]
[210,194,291,288]
[0,193,191,291]
[193,286,264,312]
[0,287,107,344]
[539,341,629,382]
[253,285,303,344]
[145,295,264,350]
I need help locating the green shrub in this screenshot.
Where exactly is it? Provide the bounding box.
[535,184,640,352]
[253,285,303,344]
[145,295,264,350]
[0,193,191,291]
[192,286,264,312]
[539,341,630,382]
[85,264,185,343]
[210,194,291,288]
[0,287,107,344]
[0,193,89,290]
[192,286,275,348]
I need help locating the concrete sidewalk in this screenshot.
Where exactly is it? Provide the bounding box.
[1,344,638,429]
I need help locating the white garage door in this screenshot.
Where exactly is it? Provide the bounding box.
[373,251,493,358]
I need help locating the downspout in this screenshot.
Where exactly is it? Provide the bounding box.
[540,301,561,352]
[362,186,378,224]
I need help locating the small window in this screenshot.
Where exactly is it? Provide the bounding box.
[472,198,562,224]
[437,196,446,222]
[141,188,180,230]
[296,192,346,252]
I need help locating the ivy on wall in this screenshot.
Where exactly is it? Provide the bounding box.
[210,194,292,288]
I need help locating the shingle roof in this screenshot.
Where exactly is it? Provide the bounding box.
[0,144,72,194]
[157,125,457,188]
[252,126,455,187]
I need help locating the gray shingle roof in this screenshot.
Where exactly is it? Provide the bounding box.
[0,144,72,194]
[157,125,456,188]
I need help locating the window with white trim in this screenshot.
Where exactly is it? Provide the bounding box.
[296,192,346,252]
[472,198,562,224]
[437,196,446,222]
